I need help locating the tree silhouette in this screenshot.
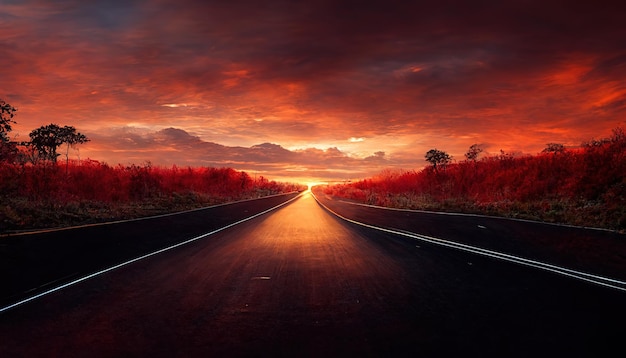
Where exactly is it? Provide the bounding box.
[464,144,483,162]
[542,143,565,155]
[60,125,89,169]
[0,99,17,143]
[29,124,89,169]
[425,148,452,172]
[0,99,18,162]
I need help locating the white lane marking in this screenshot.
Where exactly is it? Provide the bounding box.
[2,191,302,237]
[251,276,271,280]
[0,193,304,314]
[313,193,626,292]
[477,225,487,229]
[338,200,617,232]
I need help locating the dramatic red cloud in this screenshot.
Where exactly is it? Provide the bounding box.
[1,0,625,181]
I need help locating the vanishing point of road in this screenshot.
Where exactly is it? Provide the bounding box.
[1,190,625,357]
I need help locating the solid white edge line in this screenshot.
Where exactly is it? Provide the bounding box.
[338,200,617,232]
[391,227,626,285]
[0,192,304,314]
[1,191,303,237]
[311,191,626,293]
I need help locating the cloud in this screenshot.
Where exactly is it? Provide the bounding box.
[2,0,626,179]
[82,127,405,181]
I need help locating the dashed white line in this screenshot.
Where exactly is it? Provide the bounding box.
[314,193,626,292]
[339,200,617,232]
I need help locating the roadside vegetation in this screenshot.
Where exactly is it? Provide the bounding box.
[0,161,304,232]
[0,99,304,233]
[324,128,626,232]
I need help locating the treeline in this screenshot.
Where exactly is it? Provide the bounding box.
[0,99,305,232]
[1,99,89,168]
[325,128,626,231]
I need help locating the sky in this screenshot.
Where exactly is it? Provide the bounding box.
[2,0,625,182]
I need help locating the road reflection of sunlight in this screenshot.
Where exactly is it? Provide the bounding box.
[306,182,326,191]
[258,186,342,237]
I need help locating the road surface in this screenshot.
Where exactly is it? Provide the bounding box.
[1,191,625,357]
[312,187,626,283]
[0,192,300,308]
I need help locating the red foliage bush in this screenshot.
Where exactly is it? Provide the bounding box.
[0,160,303,204]
[0,159,305,231]
[325,129,626,230]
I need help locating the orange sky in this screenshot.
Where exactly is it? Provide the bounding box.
[2,0,625,182]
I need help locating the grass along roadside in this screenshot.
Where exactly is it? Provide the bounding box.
[1,189,304,234]
[323,187,625,232]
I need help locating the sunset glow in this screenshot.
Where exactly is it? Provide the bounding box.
[2,1,625,182]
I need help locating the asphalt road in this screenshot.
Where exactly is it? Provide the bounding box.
[0,192,300,308]
[312,187,626,282]
[1,191,625,357]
